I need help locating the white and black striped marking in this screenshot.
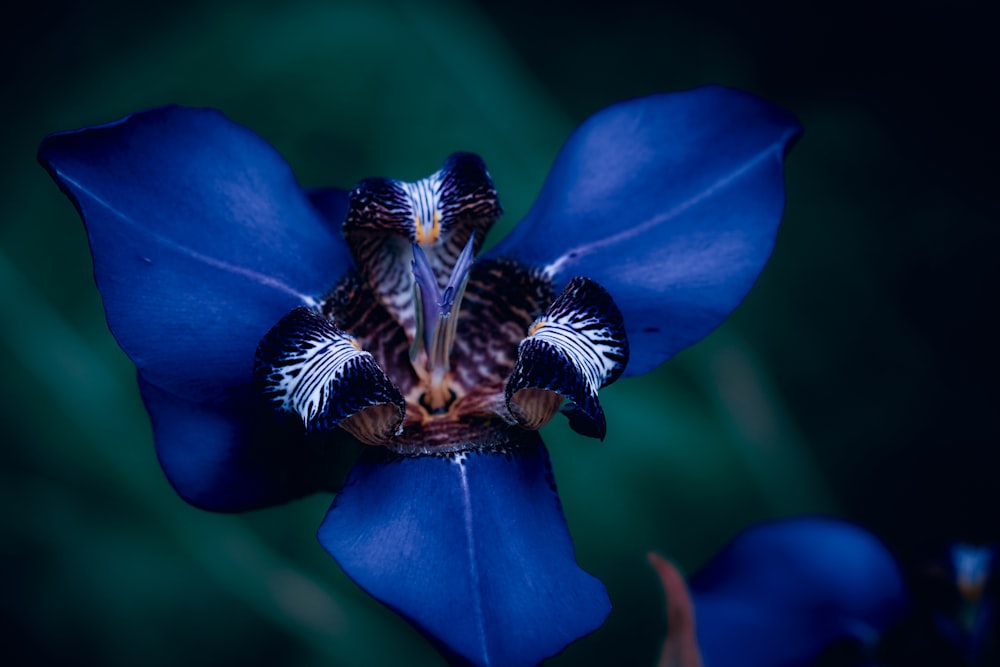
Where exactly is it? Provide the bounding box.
[255,307,405,444]
[340,154,502,345]
[505,277,629,440]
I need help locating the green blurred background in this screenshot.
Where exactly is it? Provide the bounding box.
[2,0,997,664]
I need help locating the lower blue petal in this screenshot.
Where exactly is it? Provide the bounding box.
[318,436,609,667]
[690,518,907,667]
[139,376,358,511]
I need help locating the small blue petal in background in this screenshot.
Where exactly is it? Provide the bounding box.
[690,518,906,667]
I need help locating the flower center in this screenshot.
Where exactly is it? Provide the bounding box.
[254,153,628,455]
[410,234,476,413]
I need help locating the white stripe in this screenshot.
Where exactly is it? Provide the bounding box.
[400,171,443,240]
[272,336,370,426]
[531,322,612,392]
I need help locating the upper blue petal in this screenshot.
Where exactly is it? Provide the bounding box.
[489,85,801,377]
[689,517,907,667]
[317,437,610,667]
[38,106,354,402]
[138,376,357,511]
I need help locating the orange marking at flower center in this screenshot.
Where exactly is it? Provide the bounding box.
[414,210,441,246]
[528,320,547,337]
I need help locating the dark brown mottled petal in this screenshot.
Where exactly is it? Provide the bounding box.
[321,271,418,398]
[341,153,501,343]
[448,258,554,414]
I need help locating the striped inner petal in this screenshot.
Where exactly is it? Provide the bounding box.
[255,307,405,446]
[342,153,501,344]
[505,277,628,440]
[341,178,420,344]
[431,152,502,282]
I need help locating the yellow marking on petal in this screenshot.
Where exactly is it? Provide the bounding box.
[414,212,441,246]
[429,209,441,244]
[349,338,362,351]
[414,214,425,244]
[528,320,547,337]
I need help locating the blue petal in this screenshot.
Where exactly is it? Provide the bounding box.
[306,187,351,229]
[38,106,354,402]
[689,518,907,667]
[489,86,801,377]
[138,376,358,511]
[318,437,610,666]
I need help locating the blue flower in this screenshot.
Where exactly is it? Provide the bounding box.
[649,518,908,667]
[38,86,800,666]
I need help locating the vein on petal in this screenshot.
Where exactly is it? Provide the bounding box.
[59,171,318,307]
[543,135,792,279]
[457,458,490,663]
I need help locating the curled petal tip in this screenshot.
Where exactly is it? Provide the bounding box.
[506,276,627,438]
[255,307,404,445]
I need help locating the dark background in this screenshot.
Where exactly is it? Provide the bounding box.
[2,0,997,665]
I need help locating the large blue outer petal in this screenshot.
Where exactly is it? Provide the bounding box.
[318,437,610,667]
[38,106,356,510]
[689,518,907,667]
[489,86,801,377]
[38,106,354,402]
